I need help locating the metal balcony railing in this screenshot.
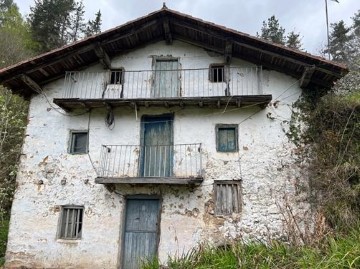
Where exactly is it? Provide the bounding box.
[98,143,203,179]
[63,67,262,99]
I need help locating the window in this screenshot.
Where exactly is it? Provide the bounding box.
[214,181,242,215]
[216,124,238,152]
[209,64,225,82]
[109,69,124,85]
[59,206,84,239]
[69,131,88,154]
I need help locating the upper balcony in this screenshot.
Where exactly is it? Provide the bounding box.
[53,66,272,111]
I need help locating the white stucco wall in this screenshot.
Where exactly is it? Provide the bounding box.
[5,40,309,269]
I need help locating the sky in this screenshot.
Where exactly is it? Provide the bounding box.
[16,0,359,55]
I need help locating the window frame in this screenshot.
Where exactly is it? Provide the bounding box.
[58,205,84,240]
[215,124,239,152]
[69,130,89,155]
[209,64,225,83]
[109,68,125,85]
[214,180,242,216]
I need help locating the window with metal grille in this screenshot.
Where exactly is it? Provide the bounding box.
[216,124,238,152]
[214,181,242,215]
[110,69,124,84]
[69,131,88,154]
[59,206,84,239]
[209,64,225,82]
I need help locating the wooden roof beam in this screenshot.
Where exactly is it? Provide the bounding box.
[235,41,343,78]
[20,75,42,94]
[94,44,111,69]
[300,65,316,88]
[163,18,173,44]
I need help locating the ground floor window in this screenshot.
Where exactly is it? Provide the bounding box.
[58,206,84,239]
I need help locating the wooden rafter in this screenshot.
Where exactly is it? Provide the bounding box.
[94,44,111,69]
[300,66,316,88]
[20,75,42,94]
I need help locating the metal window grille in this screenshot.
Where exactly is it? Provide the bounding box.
[69,131,88,154]
[59,206,84,239]
[214,181,242,215]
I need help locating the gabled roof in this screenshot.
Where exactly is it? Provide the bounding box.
[0,6,348,97]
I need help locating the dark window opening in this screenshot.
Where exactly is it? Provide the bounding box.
[216,124,238,152]
[214,181,242,215]
[110,69,124,84]
[209,65,225,82]
[69,131,88,154]
[59,206,84,239]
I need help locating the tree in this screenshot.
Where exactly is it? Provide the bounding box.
[0,0,35,67]
[286,31,303,50]
[327,20,351,63]
[258,15,303,50]
[28,0,101,52]
[0,88,28,218]
[69,1,86,42]
[85,10,101,37]
[258,15,286,45]
[28,0,78,52]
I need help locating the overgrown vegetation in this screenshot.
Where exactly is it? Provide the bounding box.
[0,219,9,266]
[142,227,360,269]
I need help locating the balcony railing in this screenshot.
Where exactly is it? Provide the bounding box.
[98,144,203,181]
[63,67,262,100]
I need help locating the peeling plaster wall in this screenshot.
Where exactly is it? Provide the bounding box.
[5,41,309,268]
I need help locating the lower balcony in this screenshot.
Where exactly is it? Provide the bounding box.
[95,143,203,185]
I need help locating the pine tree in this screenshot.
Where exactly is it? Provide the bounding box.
[29,0,84,52]
[327,20,351,63]
[85,10,101,37]
[286,31,302,50]
[69,1,86,42]
[258,15,286,45]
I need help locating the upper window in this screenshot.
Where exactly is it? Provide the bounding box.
[216,124,238,152]
[209,64,225,83]
[69,131,88,154]
[214,181,242,215]
[58,206,84,240]
[110,69,124,85]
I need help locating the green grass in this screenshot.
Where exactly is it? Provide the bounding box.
[142,227,360,269]
[0,219,9,266]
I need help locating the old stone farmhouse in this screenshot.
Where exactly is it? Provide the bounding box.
[0,6,347,269]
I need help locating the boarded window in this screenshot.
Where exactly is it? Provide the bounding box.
[110,69,124,84]
[209,64,224,82]
[214,181,242,215]
[59,206,84,239]
[216,124,238,152]
[69,131,88,154]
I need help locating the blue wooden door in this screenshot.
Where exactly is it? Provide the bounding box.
[140,115,173,177]
[122,198,160,269]
[152,59,179,97]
